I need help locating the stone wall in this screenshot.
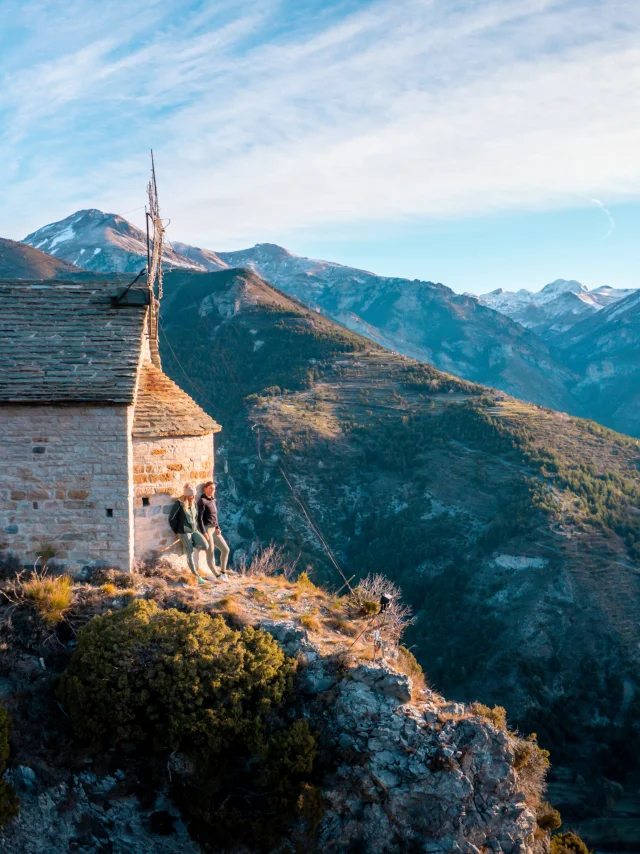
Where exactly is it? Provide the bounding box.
[132,434,214,559]
[0,405,133,572]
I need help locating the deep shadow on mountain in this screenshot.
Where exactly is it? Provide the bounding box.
[553,289,640,440]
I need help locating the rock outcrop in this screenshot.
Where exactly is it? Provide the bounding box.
[262,620,541,854]
[1,605,544,854]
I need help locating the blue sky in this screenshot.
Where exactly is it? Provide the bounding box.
[1,0,640,294]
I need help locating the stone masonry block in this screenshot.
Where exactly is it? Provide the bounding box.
[67,490,89,500]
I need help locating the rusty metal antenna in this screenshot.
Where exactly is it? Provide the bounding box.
[145,150,164,367]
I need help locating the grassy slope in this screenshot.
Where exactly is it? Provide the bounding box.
[0,239,82,278]
[160,268,640,832]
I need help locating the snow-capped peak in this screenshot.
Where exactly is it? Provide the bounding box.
[24,209,205,275]
[539,279,587,299]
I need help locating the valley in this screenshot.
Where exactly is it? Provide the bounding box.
[157,266,640,849]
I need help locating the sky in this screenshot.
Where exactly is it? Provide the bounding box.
[1,0,640,294]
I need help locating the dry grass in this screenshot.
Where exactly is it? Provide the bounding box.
[23,574,74,625]
[323,617,359,637]
[239,543,299,580]
[299,613,321,632]
[470,702,507,731]
[215,595,241,615]
[395,646,427,691]
[511,734,550,809]
[296,572,317,592]
[100,583,117,596]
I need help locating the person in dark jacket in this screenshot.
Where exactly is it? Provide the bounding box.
[169,483,211,583]
[198,481,230,580]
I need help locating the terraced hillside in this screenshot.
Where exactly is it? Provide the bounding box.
[159,268,640,846]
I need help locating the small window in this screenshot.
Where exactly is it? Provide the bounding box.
[142,497,150,507]
[106,508,113,518]
[32,502,38,510]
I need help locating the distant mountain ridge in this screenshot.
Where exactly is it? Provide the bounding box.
[552,287,640,435]
[214,242,582,414]
[22,213,582,415]
[475,278,636,341]
[19,208,640,435]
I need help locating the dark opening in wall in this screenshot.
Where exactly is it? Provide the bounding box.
[32,447,46,455]
[32,502,38,510]
[142,497,150,507]
[106,508,113,518]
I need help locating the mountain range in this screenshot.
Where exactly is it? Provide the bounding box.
[18,208,640,438]
[19,210,584,418]
[476,278,636,342]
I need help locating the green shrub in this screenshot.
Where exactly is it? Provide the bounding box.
[296,571,317,591]
[58,600,295,755]
[537,800,562,830]
[396,646,425,686]
[471,702,507,730]
[512,733,550,806]
[176,719,320,852]
[550,832,591,854]
[0,708,19,827]
[266,719,317,783]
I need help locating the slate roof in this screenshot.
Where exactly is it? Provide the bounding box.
[0,280,148,404]
[133,362,221,438]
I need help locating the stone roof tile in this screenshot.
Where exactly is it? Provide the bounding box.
[133,362,221,438]
[0,280,147,404]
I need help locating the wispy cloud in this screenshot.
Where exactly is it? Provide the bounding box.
[1,0,640,246]
[590,198,616,239]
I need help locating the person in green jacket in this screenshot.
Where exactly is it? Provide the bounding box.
[169,483,210,584]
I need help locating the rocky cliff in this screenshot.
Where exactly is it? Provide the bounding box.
[0,564,550,854]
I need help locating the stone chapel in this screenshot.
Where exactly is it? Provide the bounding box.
[0,278,221,572]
